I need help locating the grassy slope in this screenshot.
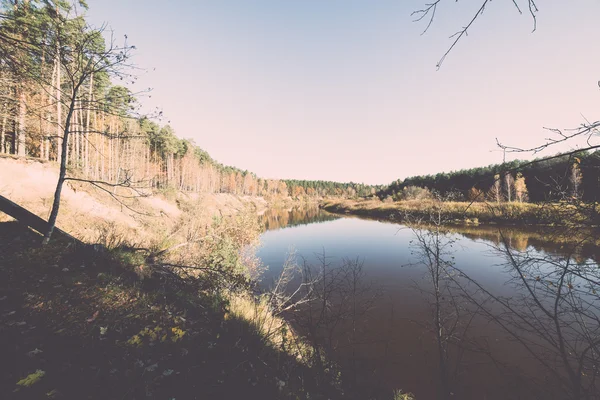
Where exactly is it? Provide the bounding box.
[0,158,344,399]
[0,156,268,243]
[320,198,591,226]
[0,222,341,399]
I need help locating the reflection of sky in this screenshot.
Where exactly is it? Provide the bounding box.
[258,215,600,324]
[256,215,600,398]
[258,218,409,280]
[257,216,567,299]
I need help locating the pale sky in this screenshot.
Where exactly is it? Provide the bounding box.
[87,0,600,185]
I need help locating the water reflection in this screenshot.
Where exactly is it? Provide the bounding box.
[258,214,600,399]
[410,223,600,399]
[446,224,600,264]
[259,205,340,231]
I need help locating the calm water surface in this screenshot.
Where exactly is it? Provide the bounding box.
[257,207,600,400]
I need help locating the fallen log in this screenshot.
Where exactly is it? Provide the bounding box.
[0,193,82,245]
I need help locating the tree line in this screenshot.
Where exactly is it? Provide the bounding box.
[283,179,382,199]
[0,0,377,205]
[378,150,600,203]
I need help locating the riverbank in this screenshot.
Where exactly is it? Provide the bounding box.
[0,158,347,399]
[0,220,346,399]
[320,198,595,226]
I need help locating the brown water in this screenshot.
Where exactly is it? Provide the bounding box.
[257,207,600,400]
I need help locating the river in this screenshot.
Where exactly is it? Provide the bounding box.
[257,206,600,400]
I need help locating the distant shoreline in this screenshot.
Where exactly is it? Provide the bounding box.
[319,198,594,227]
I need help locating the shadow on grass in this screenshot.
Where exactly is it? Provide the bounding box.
[0,222,340,399]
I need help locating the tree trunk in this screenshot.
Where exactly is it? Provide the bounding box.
[74,105,79,165]
[43,83,80,245]
[114,134,121,193]
[85,72,93,174]
[101,112,105,180]
[0,103,7,154]
[146,145,150,187]
[16,88,26,156]
[40,46,47,160]
[55,50,62,162]
[130,136,135,179]
[93,105,98,179]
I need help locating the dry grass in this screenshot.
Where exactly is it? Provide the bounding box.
[321,198,593,226]
[0,157,273,249]
[0,157,349,398]
[0,222,339,399]
[226,292,310,357]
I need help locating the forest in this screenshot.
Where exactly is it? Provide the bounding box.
[0,0,376,201]
[378,150,600,203]
[1,1,599,399]
[6,0,596,209]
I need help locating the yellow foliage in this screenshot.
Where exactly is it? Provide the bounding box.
[171,327,186,342]
[393,389,415,400]
[16,370,45,387]
[127,326,186,347]
[226,291,313,361]
[127,334,143,347]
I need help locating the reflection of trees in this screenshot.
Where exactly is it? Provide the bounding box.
[440,224,600,265]
[269,251,382,397]
[297,254,381,394]
[260,206,340,231]
[411,224,600,399]
[410,221,476,399]
[472,235,600,399]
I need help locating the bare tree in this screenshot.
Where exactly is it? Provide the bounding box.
[514,172,528,202]
[41,19,145,244]
[504,172,515,202]
[570,162,583,200]
[489,173,502,203]
[413,0,539,68]
[409,3,600,397]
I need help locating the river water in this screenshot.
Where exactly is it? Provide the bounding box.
[257,207,600,400]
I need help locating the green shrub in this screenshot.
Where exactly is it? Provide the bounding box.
[16,370,45,387]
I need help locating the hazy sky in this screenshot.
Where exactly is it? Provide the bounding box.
[87,1,600,185]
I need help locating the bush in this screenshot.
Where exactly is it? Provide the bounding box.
[165,207,263,283]
[468,187,485,202]
[398,186,432,201]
